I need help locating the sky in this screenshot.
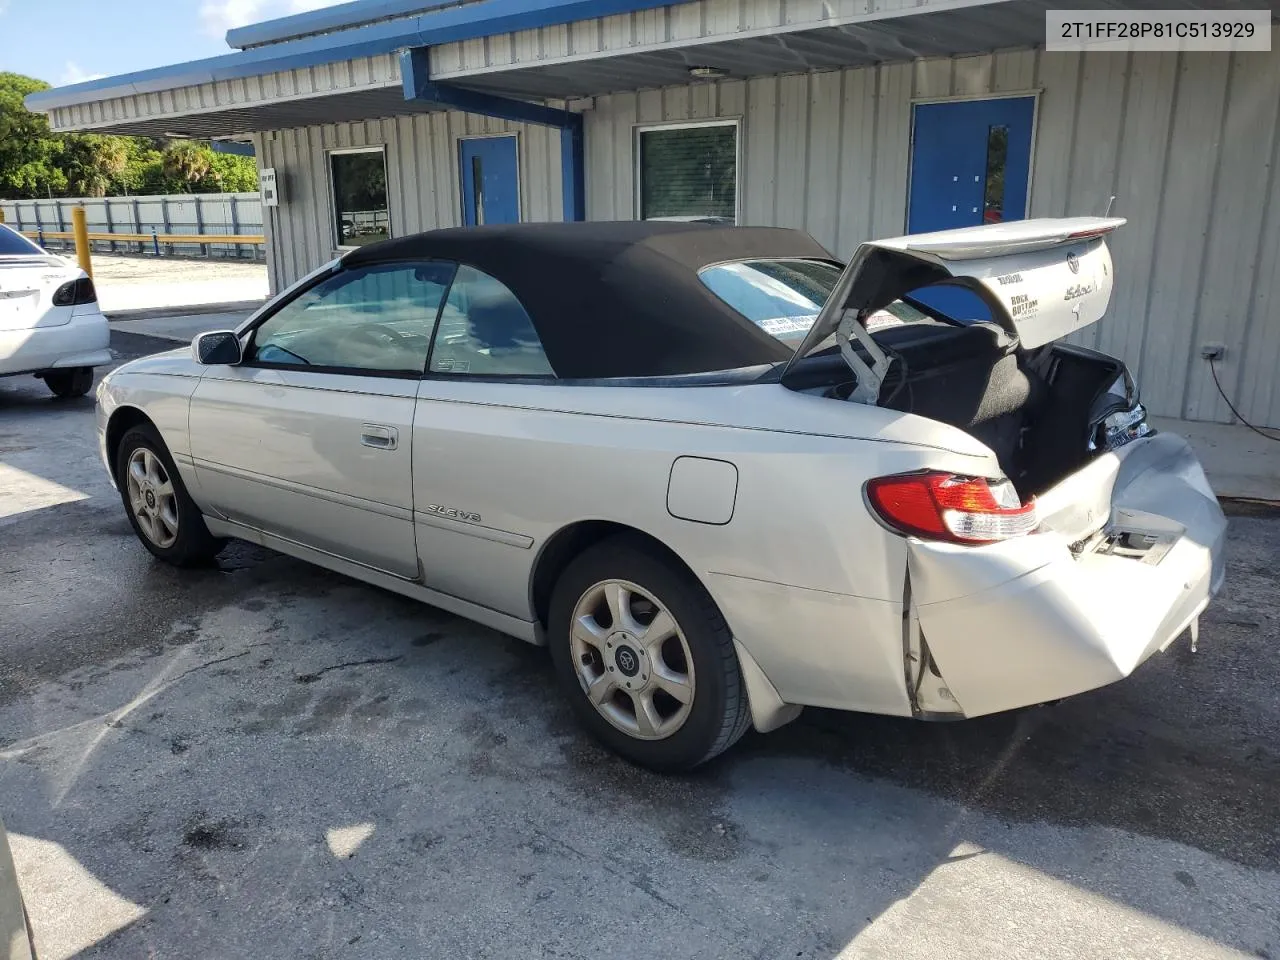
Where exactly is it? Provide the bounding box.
[1,0,350,88]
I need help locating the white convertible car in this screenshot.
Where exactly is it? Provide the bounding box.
[0,223,110,398]
[96,219,1226,770]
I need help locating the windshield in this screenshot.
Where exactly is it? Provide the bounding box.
[0,225,45,256]
[698,258,843,346]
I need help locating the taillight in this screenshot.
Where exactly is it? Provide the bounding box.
[52,277,96,306]
[865,471,1037,544]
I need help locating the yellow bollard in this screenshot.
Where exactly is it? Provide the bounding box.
[71,205,93,279]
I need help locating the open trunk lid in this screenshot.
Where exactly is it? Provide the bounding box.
[782,216,1125,386]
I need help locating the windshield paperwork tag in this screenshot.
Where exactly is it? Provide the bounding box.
[757,315,815,336]
[865,311,907,332]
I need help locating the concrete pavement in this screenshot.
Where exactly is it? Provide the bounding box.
[107,310,253,345]
[0,331,1277,960]
[90,254,268,317]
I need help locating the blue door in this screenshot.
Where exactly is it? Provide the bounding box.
[908,96,1035,233]
[906,96,1035,320]
[459,136,520,226]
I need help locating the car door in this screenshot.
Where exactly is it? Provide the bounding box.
[189,260,455,579]
[412,263,555,615]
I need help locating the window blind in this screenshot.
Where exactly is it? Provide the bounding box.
[638,126,737,221]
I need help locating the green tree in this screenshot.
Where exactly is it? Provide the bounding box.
[207,152,259,192]
[61,134,131,197]
[162,140,213,188]
[1,73,260,199]
[114,138,167,194]
[159,141,258,194]
[0,72,66,198]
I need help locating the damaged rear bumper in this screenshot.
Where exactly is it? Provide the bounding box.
[906,433,1227,718]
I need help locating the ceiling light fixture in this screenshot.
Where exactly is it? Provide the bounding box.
[688,65,727,79]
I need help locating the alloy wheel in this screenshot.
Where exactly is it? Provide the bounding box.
[125,447,180,549]
[569,578,696,740]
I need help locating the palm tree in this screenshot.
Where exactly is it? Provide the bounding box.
[162,140,213,187]
[62,134,129,197]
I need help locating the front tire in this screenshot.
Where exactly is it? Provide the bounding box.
[548,536,751,771]
[43,367,93,398]
[116,423,224,566]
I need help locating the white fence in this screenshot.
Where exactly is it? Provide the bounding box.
[0,193,265,260]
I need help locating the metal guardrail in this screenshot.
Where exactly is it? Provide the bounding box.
[2,193,264,262]
[22,228,265,254]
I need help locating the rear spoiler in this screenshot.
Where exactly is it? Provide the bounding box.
[871,217,1125,261]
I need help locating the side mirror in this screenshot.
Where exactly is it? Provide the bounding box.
[192,330,243,366]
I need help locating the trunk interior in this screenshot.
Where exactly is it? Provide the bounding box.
[801,320,1125,498]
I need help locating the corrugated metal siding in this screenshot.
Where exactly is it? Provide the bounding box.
[48,53,402,133]
[429,0,985,78]
[255,112,563,293]
[585,45,1280,427]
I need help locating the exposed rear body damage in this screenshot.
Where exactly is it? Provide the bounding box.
[903,433,1225,718]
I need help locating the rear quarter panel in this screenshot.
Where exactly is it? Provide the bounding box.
[413,379,999,714]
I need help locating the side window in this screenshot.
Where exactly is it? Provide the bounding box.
[250,261,455,375]
[429,265,554,377]
[698,259,843,345]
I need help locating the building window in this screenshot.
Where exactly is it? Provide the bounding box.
[636,121,738,222]
[330,147,390,247]
[982,125,1009,224]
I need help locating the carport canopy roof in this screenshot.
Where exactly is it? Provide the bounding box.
[24,0,1280,139]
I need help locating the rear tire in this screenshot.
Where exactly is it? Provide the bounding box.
[548,535,751,772]
[43,367,93,399]
[116,423,224,567]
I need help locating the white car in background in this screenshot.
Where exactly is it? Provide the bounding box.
[95,219,1226,771]
[0,223,110,398]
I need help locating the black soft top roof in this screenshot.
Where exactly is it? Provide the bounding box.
[343,220,836,379]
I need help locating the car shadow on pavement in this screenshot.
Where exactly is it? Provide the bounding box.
[0,387,96,414]
[1,437,1278,959]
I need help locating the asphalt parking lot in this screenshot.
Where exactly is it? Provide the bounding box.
[2,331,1278,960]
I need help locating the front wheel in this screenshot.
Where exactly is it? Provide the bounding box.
[548,536,752,771]
[43,366,93,398]
[116,424,224,566]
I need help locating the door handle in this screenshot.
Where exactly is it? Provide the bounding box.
[360,424,399,450]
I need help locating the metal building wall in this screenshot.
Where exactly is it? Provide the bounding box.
[252,111,564,294]
[584,48,1280,428]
